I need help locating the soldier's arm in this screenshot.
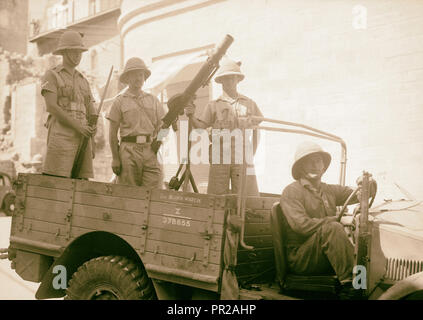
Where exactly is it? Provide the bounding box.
[43,91,93,137]
[190,117,209,129]
[330,184,359,206]
[280,185,337,237]
[190,100,213,129]
[108,119,121,176]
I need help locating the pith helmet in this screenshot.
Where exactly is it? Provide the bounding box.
[53,30,88,55]
[292,141,331,180]
[214,58,245,83]
[120,57,151,83]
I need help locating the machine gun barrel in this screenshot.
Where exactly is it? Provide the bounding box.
[161,34,234,128]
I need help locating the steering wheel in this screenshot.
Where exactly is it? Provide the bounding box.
[337,183,377,222]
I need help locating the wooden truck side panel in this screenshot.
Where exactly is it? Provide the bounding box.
[10,174,227,292]
[237,196,278,286]
[143,189,227,291]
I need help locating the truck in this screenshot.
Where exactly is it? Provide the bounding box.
[1,118,423,300]
[0,171,15,217]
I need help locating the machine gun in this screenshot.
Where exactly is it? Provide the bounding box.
[71,66,113,178]
[151,34,234,154]
[152,34,234,192]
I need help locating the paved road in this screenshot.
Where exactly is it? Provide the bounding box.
[0,216,39,300]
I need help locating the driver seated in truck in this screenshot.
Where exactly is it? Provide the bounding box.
[278,141,376,291]
[106,57,166,188]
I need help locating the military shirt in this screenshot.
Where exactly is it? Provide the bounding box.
[106,90,165,138]
[41,65,96,125]
[198,93,263,130]
[280,179,359,246]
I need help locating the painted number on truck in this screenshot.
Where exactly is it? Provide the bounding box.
[162,208,192,228]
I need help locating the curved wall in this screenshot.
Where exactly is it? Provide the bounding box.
[118,0,423,200]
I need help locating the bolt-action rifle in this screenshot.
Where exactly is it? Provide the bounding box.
[151,34,234,153]
[71,66,114,178]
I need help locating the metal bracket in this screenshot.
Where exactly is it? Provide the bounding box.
[201,202,216,267]
[16,175,28,232]
[139,189,151,254]
[65,179,76,240]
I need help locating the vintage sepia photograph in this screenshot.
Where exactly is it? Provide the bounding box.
[0,0,422,304]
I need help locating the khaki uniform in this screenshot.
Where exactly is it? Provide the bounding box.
[279,179,357,281]
[106,90,166,187]
[198,93,263,195]
[41,65,95,179]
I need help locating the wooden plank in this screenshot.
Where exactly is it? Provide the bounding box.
[245,209,271,223]
[26,174,73,190]
[145,239,221,265]
[73,204,146,225]
[148,214,224,236]
[150,189,222,209]
[73,192,146,213]
[141,252,220,277]
[21,218,66,236]
[24,207,66,225]
[13,224,68,248]
[149,201,225,224]
[238,247,274,263]
[244,223,271,236]
[243,235,273,248]
[69,226,141,251]
[72,216,143,238]
[246,196,279,210]
[26,185,71,202]
[25,197,68,215]
[147,227,223,251]
[75,179,148,200]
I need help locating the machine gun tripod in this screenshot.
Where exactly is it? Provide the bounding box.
[167,116,198,193]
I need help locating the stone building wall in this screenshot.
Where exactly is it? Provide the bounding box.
[119,0,423,200]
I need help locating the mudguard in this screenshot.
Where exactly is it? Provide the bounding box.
[378,271,423,300]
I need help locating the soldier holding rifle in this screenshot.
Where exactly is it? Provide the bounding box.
[41,30,96,179]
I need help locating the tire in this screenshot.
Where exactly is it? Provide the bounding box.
[66,256,156,300]
[2,193,15,216]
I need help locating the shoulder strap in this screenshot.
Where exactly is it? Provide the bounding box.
[50,69,65,89]
[134,97,156,130]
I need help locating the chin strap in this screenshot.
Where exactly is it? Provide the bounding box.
[64,51,80,67]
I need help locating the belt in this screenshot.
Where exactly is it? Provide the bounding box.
[121,135,151,144]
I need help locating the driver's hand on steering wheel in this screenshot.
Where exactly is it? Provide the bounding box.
[339,215,354,226]
[356,175,377,200]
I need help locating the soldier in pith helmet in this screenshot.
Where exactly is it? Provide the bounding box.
[40,30,96,179]
[185,58,264,195]
[106,57,165,187]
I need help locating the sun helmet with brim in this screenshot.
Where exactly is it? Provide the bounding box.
[53,30,88,55]
[291,141,332,180]
[119,57,151,84]
[214,58,245,83]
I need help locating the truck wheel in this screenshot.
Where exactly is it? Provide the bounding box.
[2,193,15,216]
[66,256,156,300]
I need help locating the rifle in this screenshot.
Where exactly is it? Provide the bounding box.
[151,34,234,153]
[71,66,114,178]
